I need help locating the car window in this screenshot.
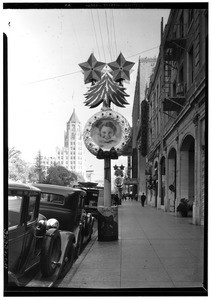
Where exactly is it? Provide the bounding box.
[81,195,85,208]
[27,196,37,222]
[87,190,99,207]
[40,193,65,205]
[8,196,23,228]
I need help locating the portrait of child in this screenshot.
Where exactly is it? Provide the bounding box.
[91,119,121,149]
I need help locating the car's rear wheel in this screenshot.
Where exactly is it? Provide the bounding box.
[58,241,75,279]
[40,230,61,277]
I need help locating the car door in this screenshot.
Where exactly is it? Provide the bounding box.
[8,194,26,273]
[20,193,40,272]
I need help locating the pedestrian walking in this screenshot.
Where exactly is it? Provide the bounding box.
[141,192,146,207]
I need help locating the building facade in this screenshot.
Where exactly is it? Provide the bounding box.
[133,8,207,225]
[132,57,157,199]
[56,109,85,176]
[41,155,56,174]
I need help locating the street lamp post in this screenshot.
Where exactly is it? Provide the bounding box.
[104,157,111,207]
[79,53,134,241]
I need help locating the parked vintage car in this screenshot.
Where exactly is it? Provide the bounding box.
[33,183,95,258]
[7,182,76,287]
[74,182,104,218]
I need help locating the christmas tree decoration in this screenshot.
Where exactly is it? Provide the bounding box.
[108,52,135,83]
[79,53,106,84]
[84,73,129,108]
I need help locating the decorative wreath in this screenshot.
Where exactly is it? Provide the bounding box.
[83,109,132,156]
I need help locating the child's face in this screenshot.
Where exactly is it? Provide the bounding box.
[100,126,114,141]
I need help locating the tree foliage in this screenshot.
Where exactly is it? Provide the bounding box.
[9,147,21,160]
[8,148,84,186]
[74,172,85,183]
[34,150,46,183]
[8,147,29,183]
[45,165,77,186]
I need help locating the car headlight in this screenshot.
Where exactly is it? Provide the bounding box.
[46,218,60,230]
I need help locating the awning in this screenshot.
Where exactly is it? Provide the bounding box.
[163,97,185,111]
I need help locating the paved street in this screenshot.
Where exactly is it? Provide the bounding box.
[56,200,205,290]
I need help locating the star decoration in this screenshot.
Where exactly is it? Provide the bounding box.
[108,52,135,83]
[79,53,106,84]
[84,73,129,108]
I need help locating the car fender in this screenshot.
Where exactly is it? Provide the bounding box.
[45,229,75,265]
[86,212,92,223]
[84,214,95,236]
[88,214,95,227]
[25,231,75,287]
[8,271,20,287]
[59,230,75,254]
[91,216,95,228]
[58,231,75,265]
[57,231,75,278]
[45,227,60,237]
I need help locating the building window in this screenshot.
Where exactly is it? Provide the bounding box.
[179,11,184,38]
[188,46,194,86]
[179,65,184,84]
[173,81,176,97]
[188,9,194,28]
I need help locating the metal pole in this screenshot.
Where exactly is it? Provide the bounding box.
[104,157,111,206]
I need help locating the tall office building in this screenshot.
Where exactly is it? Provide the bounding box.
[41,155,56,175]
[131,57,157,196]
[55,109,85,176]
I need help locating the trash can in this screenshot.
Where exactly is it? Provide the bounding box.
[97,206,118,241]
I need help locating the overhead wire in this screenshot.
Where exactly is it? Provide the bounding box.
[97,10,107,62]
[105,10,113,61]
[91,9,101,60]
[88,10,97,56]
[126,46,159,59]
[110,9,118,111]
[26,46,159,84]
[70,13,83,62]
[26,70,81,84]
[111,9,118,57]
[108,11,115,60]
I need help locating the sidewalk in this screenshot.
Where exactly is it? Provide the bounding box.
[57,201,204,289]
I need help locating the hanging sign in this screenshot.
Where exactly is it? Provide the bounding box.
[114,177,123,187]
[83,109,132,156]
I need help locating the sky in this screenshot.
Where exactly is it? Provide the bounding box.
[3,5,170,180]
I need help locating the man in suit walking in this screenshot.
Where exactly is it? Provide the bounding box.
[141,193,146,207]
